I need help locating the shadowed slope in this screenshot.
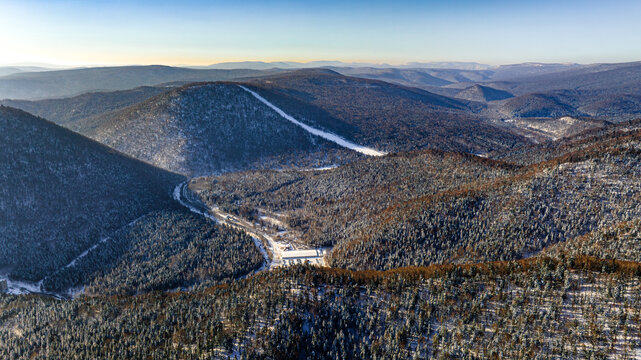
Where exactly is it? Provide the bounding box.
[0,106,183,281]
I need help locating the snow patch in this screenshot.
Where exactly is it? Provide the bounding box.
[1,277,42,295]
[300,165,339,171]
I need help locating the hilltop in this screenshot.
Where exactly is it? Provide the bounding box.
[456,84,514,102]
[81,82,360,175]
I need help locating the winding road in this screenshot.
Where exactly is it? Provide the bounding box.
[174,182,276,268]
[173,182,328,270]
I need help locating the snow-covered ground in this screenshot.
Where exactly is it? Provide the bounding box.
[299,165,339,171]
[0,275,42,295]
[239,85,387,157]
[280,248,327,267]
[0,274,67,299]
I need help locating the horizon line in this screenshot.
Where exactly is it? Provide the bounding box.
[4,59,637,70]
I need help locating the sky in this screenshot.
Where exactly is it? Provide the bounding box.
[1,0,640,67]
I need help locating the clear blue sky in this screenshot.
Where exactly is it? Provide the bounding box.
[1,0,640,66]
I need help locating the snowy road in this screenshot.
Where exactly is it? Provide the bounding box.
[174,182,327,270]
[173,182,218,222]
[238,85,386,157]
[174,182,272,268]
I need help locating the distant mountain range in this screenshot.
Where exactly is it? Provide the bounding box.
[486,61,641,95]
[0,66,285,100]
[2,69,528,175]
[3,62,641,172]
[0,62,586,101]
[195,60,493,70]
[0,66,56,77]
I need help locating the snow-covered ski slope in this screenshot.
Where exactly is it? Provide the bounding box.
[239,85,386,157]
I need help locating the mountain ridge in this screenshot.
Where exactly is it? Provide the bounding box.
[0,105,184,282]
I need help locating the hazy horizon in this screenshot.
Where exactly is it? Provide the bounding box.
[1,0,640,67]
[1,59,637,71]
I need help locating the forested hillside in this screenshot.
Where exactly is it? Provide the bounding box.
[242,69,529,154]
[493,119,641,164]
[3,258,641,359]
[502,116,610,143]
[190,125,641,271]
[84,82,360,176]
[0,106,183,282]
[544,220,641,262]
[498,90,641,121]
[331,130,641,269]
[189,150,518,249]
[42,209,264,295]
[501,93,581,118]
[455,84,513,102]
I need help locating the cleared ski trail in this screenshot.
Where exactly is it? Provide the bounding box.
[238,85,386,157]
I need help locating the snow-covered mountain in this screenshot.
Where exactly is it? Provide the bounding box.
[0,106,183,282]
[82,83,360,176]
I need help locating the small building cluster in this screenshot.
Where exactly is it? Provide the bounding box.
[280,249,326,266]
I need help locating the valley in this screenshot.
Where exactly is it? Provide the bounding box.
[2,60,641,358]
[176,181,328,269]
[4,0,641,357]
